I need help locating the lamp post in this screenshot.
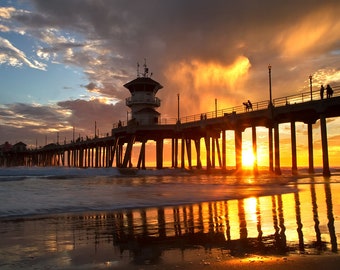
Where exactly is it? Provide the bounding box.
[268,64,272,106]
[309,75,313,100]
[177,93,180,123]
[215,98,217,117]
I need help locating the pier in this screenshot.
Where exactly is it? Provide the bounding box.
[2,70,340,176]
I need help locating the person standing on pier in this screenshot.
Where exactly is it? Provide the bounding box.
[326,84,333,98]
[247,100,253,110]
[320,85,325,99]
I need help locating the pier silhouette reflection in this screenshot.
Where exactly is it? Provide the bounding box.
[1,178,339,267]
[59,181,338,264]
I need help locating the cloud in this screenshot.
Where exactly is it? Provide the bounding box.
[57,98,127,135]
[0,103,70,129]
[163,56,251,115]
[84,82,97,91]
[10,1,340,91]
[0,99,125,146]
[276,5,340,59]
[0,7,16,19]
[0,36,46,70]
[0,102,72,146]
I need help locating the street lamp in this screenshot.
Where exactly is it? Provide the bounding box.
[215,98,217,117]
[268,64,272,106]
[177,93,180,123]
[309,75,313,100]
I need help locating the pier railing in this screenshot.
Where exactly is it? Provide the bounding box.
[273,85,340,107]
[171,85,340,124]
[114,85,340,127]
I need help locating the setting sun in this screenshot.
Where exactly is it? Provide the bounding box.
[242,148,256,168]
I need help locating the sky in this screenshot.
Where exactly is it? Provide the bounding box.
[1,0,340,167]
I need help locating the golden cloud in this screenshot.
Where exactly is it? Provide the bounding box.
[276,6,340,58]
[164,56,251,114]
[168,56,250,89]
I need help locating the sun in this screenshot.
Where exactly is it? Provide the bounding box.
[242,148,255,168]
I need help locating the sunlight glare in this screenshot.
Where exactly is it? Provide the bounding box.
[244,197,257,223]
[242,148,255,168]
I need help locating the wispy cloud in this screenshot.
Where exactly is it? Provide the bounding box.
[0,37,46,70]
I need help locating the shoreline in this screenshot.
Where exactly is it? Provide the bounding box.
[1,165,339,177]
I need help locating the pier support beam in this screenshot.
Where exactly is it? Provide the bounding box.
[252,126,258,174]
[274,123,281,175]
[185,139,192,169]
[116,144,123,168]
[204,135,211,170]
[307,123,314,174]
[194,139,202,169]
[212,137,216,168]
[156,138,163,169]
[320,115,330,176]
[173,138,178,168]
[67,150,71,167]
[122,136,135,168]
[235,129,242,171]
[137,141,146,169]
[91,148,94,167]
[215,138,222,168]
[291,121,298,175]
[222,130,226,170]
[171,138,175,168]
[109,138,118,167]
[181,137,185,169]
[268,126,274,172]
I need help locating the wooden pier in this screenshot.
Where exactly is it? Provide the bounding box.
[2,72,340,176]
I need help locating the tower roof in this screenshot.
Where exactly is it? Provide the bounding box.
[124,77,163,93]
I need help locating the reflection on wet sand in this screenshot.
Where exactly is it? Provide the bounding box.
[311,178,324,251]
[325,180,338,252]
[0,180,339,268]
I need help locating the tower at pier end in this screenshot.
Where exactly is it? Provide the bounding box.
[124,62,163,126]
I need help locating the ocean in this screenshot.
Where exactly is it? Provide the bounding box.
[0,167,340,269]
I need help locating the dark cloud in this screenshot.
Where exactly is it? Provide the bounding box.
[1,103,67,123]
[57,98,127,134]
[83,82,97,91]
[0,99,127,146]
[0,103,70,146]
[26,0,340,99]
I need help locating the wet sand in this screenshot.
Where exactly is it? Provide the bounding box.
[1,226,340,270]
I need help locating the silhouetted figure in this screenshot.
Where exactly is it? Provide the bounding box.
[243,102,249,111]
[243,100,252,112]
[326,84,333,98]
[247,100,253,111]
[320,85,325,99]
